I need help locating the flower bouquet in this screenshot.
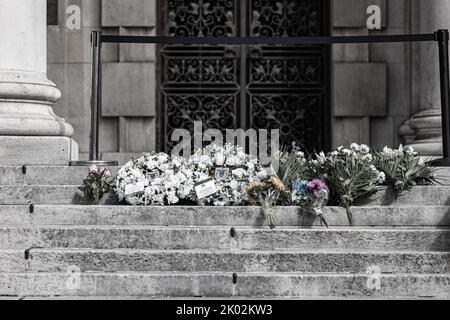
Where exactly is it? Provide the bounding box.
[79,165,114,205]
[309,144,385,225]
[291,179,330,227]
[373,145,438,197]
[245,148,305,229]
[246,176,290,229]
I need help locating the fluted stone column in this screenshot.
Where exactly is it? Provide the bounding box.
[0,0,78,165]
[405,0,450,155]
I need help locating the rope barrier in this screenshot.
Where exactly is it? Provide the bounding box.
[70,29,450,167]
[101,33,436,45]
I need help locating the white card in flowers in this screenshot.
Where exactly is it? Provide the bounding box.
[195,179,218,199]
[214,167,230,181]
[146,170,160,182]
[124,180,147,196]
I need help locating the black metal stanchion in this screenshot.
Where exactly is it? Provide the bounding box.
[432,29,450,166]
[70,31,118,167]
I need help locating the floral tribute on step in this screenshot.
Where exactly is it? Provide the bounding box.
[185,144,267,206]
[115,152,193,205]
[80,143,439,228]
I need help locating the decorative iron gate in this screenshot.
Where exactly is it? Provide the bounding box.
[159,0,331,152]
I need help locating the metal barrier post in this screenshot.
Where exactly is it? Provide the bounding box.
[431,29,450,166]
[70,31,118,167]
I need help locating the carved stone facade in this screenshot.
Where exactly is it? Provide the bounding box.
[44,0,449,164]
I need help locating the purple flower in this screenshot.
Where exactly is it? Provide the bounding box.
[306,179,329,193]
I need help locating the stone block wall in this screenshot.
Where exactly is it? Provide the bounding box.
[332,0,412,149]
[47,0,415,163]
[47,0,157,164]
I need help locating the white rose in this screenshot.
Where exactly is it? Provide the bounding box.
[226,155,239,166]
[214,151,225,166]
[360,144,370,154]
[232,168,245,179]
[350,143,360,152]
[167,193,179,204]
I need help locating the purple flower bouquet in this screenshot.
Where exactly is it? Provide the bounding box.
[292,179,329,226]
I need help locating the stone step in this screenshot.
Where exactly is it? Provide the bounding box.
[1,166,449,186]
[2,185,450,206]
[0,226,448,251]
[356,186,450,206]
[0,166,119,186]
[0,205,449,227]
[0,249,448,274]
[8,296,443,300]
[0,186,118,205]
[435,167,450,184]
[0,272,448,298]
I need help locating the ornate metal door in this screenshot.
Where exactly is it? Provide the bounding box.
[159,0,330,152]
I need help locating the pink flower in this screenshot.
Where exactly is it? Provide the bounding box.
[101,168,112,176]
[306,179,329,193]
[88,165,111,176]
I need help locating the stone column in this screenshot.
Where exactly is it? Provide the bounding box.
[404,0,450,155]
[0,0,78,165]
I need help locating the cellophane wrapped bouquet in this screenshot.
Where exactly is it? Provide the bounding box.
[291,179,330,226]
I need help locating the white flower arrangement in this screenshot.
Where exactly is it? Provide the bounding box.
[309,143,385,225]
[186,143,267,206]
[381,144,417,158]
[373,145,437,195]
[320,143,385,184]
[110,142,438,228]
[115,152,194,205]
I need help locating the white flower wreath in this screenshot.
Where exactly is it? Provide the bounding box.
[115,152,194,205]
[186,143,267,206]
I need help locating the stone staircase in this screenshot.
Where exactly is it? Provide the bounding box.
[0,166,449,299]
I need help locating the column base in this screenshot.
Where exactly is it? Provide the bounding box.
[406,140,443,156]
[404,109,443,156]
[0,70,74,137]
[0,136,78,166]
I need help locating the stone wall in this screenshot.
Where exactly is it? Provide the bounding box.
[332,0,412,149]
[47,0,415,163]
[47,0,157,164]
